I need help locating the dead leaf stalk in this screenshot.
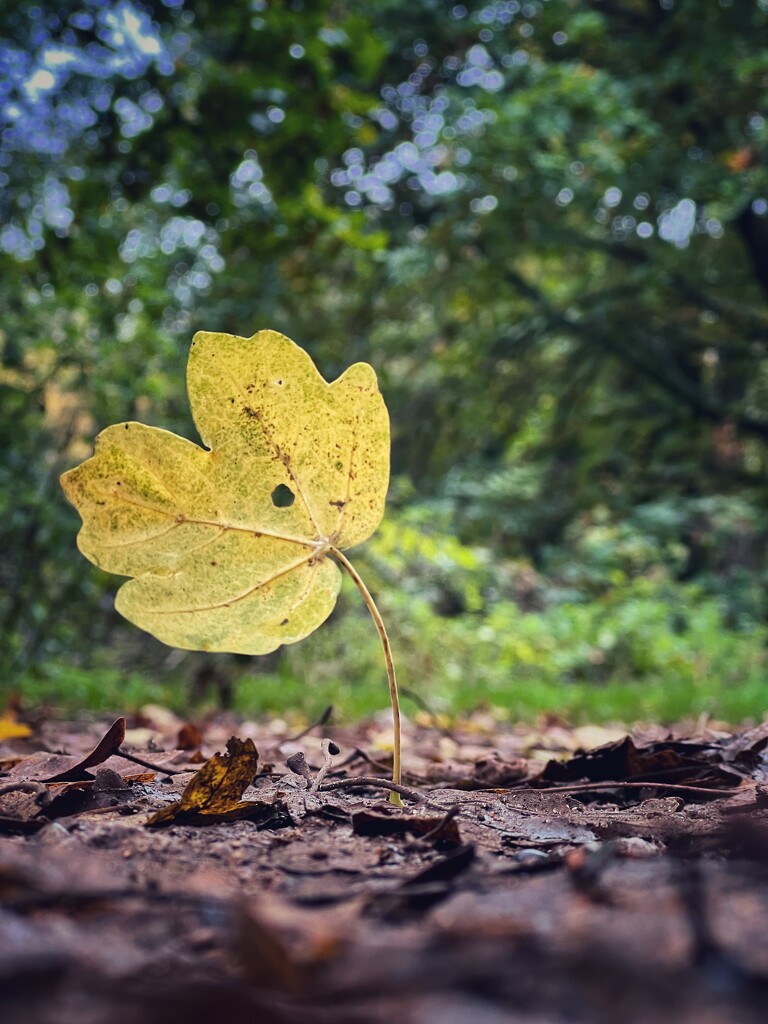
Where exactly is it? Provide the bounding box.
[329,546,402,807]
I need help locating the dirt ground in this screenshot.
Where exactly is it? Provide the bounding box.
[2,706,768,1024]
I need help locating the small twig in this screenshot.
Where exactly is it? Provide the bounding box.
[527,780,755,799]
[282,705,334,745]
[404,805,461,849]
[335,746,392,774]
[319,775,441,809]
[309,739,340,795]
[400,686,458,740]
[61,803,140,818]
[335,746,428,785]
[116,748,190,777]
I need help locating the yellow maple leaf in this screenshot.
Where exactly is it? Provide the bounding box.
[61,330,402,795]
[61,330,388,652]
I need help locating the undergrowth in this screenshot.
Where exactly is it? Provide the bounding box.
[13,506,768,727]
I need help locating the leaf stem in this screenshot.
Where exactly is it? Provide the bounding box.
[330,547,402,807]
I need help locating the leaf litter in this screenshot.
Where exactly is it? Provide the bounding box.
[2,709,768,1023]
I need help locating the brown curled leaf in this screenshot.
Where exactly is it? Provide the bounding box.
[43,717,127,783]
[351,808,462,845]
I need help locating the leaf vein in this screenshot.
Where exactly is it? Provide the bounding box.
[151,552,317,615]
[224,371,323,538]
[107,494,312,549]
[338,406,361,538]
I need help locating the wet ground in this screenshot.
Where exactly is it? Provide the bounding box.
[2,708,767,1024]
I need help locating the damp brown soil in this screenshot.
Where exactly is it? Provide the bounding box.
[2,709,768,1024]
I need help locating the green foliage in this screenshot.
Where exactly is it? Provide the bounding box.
[362,511,768,714]
[20,532,768,726]
[3,0,768,722]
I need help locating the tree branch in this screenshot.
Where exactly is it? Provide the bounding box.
[503,267,768,444]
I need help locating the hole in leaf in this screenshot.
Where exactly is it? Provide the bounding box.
[271,484,295,508]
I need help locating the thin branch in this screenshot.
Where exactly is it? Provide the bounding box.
[503,266,768,443]
[282,704,334,745]
[525,780,754,799]
[561,230,768,332]
[404,805,461,848]
[319,776,441,809]
[335,746,393,774]
[116,748,190,777]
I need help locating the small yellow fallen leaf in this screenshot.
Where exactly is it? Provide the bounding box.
[0,713,32,741]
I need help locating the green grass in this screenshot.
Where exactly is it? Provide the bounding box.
[12,656,768,729]
[10,567,768,730]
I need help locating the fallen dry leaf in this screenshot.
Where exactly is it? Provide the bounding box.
[146,736,284,827]
[351,808,461,845]
[533,734,745,791]
[177,722,204,751]
[42,717,126,783]
[44,767,154,820]
[0,712,32,742]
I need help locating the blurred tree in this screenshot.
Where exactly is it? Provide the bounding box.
[338,1,768,529]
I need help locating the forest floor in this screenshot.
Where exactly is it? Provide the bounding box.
[1,705,768,1024]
